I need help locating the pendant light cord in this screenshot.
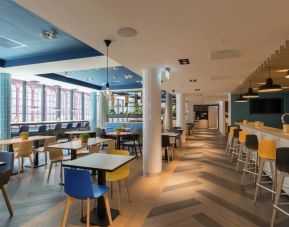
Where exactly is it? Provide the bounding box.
[107,45,109,84]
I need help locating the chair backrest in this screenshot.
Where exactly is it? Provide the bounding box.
[162,135,170,147]
[276,147,289,173]
[106,140,115,153]
[44,137,57,149]
[16,141,33,157]
[19,125,29,134]
[47,147,63,161]
[110,150,130,173]
[89,144,100,154]
[76,122,81,129]
[54,123,62,131]
[84,122,90,128]
[133,128,143,137]
[233,128,241,138]
[38,125,47,133]
[229,126,236,135]
[258,139,276,160]
[66,123,73,130]
[239,130,249,143]
[245,134,258,150]
[95,128,104,137]
[64,168,94,199]
[0,152,14,185]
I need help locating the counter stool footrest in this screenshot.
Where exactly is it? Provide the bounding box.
[256,183,275,194]
[273,204,289,216]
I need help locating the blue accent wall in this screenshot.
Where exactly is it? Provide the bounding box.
[231,92,289,129]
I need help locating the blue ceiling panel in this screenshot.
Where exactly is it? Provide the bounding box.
[0,0,102,66]
[57,66,142,90]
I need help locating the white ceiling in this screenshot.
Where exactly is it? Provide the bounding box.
[16,0,289,102]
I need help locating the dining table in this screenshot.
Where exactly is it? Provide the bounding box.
[105,132,133,149]
[64,130,96,140]
[0,135,56,168]
[62,152,135,226]
[47,137,111,160]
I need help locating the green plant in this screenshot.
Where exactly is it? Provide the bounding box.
[20,132,29,137]
[81,133,90,139]
[121,123,126,129]
[119,111,124,114]
[109,108,116,114]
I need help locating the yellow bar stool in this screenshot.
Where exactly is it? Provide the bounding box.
[230,128,242,162]
[226,126,236,155]
[253,139,277,203]
[235,130,249,172]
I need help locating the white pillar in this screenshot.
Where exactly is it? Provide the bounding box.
[142,68,162,176]
[163,92,172,131]
[97,92,108,128]
[176,93,186,142]
[228,93,232,126]
[219,101,225,135]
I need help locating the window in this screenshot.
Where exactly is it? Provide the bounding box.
[46,86,57,121]
[26,83,42,122]
[11,80,23,122]
[84,93,91,120]
[61,89,71,120]
[73,91,81,120]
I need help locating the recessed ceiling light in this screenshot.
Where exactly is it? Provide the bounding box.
[276,69,289,73]
[117,27,138,38]
[189,79,197,83]
[195,88,200,91]
[124,74,133,79]
[178,58,190,65]
[41,31,58,39]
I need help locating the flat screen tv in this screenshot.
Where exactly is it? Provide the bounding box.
[250,98,283,114]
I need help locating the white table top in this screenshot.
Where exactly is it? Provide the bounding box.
[64,130,96,135]
[47,138,111,150]
[0,136,55,145]
[106,132,133,137]
[62,153,135,172]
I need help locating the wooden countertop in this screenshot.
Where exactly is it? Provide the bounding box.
[237,122,289,140]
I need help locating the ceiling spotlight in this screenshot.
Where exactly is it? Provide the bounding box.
[178,58,190,65]
[164,67,171,79]
[117,27,138,38]
[124,74,133,79]
[189,79,197,83]
[42,31,58,39]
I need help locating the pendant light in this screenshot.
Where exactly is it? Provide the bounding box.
[243,79,259,99]
[285,70,289,79]
[104,39,112,99]
[235,84,248,103]
[258,66,282,93]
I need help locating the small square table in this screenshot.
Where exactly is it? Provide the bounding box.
[105,132,133,149]
[62,153,135,226]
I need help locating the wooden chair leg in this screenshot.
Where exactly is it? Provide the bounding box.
[61,196,72,227]
[118,181,121,214]
[253,158,265,203]
[271,172,285,227]
[29,155,34,173]
[242,150,250,184]
[125,179,131,202]
[86,198,90,227]
[47,162,53,183]
[110,182,113,199]
[1,185,13,216]
[104,194,113,225]
[60,162,63,185]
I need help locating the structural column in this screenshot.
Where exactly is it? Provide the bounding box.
[90,92,97,130]
[176,93,186,142]
[41,85,46,121]
[97,92,108,128]
[56,86,61,120]
[81,92,85,120]
[142,68,162,176]
[163,92,172,131]
[0,73,11,140]
[70,90,74,120]
[22,81,27,122]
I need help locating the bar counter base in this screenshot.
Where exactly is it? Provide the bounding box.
[81,208,119,226]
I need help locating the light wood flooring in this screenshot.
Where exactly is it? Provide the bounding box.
[1,130,289,226]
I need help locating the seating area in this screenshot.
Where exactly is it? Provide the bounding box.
[2,1,289,226]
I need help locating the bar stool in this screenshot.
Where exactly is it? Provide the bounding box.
[271,147,289,226]
[235,130,249,172]
[229,128,241,162]
[226,126,236,155]
[241,134,258,184]
[253,139,276,203]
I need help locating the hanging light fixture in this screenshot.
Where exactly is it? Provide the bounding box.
[243,79,259,99]
[104,39,112,99]
[235,84,248,103]
[258,66,282,93]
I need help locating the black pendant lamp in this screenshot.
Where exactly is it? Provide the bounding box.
[104,39,112,99]
[243,79,259,99]
[235,84,248,103]
[258,66,282,93]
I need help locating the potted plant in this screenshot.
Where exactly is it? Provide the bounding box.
[115,128,122,135]
[20,132,29,141]
[81,133,90,143]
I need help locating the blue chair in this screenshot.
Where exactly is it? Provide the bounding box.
[0,152,14,216]
[62,168,112,227]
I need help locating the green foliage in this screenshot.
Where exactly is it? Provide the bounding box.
[81,133,90,139]
[109,108,116,114]
[20,132,29,137]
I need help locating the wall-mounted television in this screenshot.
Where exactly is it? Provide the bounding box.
[250,98,283,114]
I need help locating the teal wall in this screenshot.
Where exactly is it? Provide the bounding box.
[231,92,289,129]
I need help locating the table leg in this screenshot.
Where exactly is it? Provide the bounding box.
[26,140,46,169]
[71,149,77,160]
[81,170,119,226]
[116,135,121,149]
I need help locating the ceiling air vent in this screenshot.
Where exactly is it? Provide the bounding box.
[0,36,25,48]
[210,48,245,60]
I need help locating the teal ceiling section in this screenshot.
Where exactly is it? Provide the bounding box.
[58,66,142,90]
[0,0,102,67]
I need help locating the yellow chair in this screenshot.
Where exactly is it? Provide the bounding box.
[253,139,276,203]
[34,136,57,165]
[226,126,236,155]
[88,144,100,154]
[105,140,116,153]
[71,138,85,157]
[235,130,249,172]
[14,141,34,176]
[106,150,131,213]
